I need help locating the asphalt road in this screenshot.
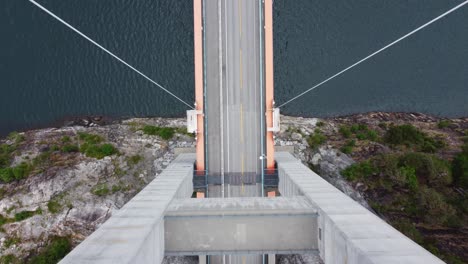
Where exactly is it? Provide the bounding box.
[205,0,263,198]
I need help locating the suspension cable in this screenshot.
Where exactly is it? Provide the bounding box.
[278,0,468,108]
[29,0,194,109]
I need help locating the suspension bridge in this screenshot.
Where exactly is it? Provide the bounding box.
[26,0,468,263]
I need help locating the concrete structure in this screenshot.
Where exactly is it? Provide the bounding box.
[276,152,444,264]
[59,154,196,264]
[165,197,318,255]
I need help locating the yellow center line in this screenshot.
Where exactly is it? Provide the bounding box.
[239,50,243,90]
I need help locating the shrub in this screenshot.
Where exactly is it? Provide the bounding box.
[452,146,468,189]
[127,155,143,166]
[111,185,122,193]
[61,136,71,143]
[392,219,423,244]
[0,168,15,183]
[142,125,175,140]
[29,237,71,264]
[316,121,325,127]
[12,162,31,180]
[365,130,379,141]
[340,140,356,154]
[383,125,445,153]
[47,200,62,214]
[342,161,377,181]
[77,132,103,144]
[399,153,452,187]
[61,144,79,153]
[399,166,418,190]
[14,210,36,222]
[0,162,31,183]
[307,132,326,149]
[92,184,110,196]
[80,143,117,159]
[0,143,15,168]
[339,125,352,138]
[0,254,20,264]
[437,120,452,129]
[384,124,425,146]
[418,187,456,225]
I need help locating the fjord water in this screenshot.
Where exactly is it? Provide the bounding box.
[1,0,467,135]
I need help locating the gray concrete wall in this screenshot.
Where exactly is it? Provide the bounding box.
[275,152,445,264]
[164,197,318,255]
[59,154,196,264]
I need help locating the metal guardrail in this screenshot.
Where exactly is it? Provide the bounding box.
[193,169,279,189]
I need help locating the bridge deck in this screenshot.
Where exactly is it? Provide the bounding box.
[205,0,263,191]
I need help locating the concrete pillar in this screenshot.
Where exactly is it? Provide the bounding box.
[268,254,275,264]
[199,255,207,264]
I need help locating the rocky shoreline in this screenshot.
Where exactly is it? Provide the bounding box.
[0,112,466,263]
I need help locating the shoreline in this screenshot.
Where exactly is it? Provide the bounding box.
[2,111,467,139]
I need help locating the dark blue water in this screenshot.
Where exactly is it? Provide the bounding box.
[1,0,468,136]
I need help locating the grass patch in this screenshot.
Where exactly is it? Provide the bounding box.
[0,162,32,183]
[341,160,377,181]
[92,184,110,196]
[61,144,79,153]
[339,124,378,141]
[437,120,452,129]
[452,142,468,189]
[127,155,143,166]
[14,208,41,222]
[340,140,356,154]
[383,124,445,153]
[316,121,325,127]
[77,133,117,159]
[142,125,175,140]
[0,254,20,264]
[307,132,326,149]
[47,199,62,214]
[28,237,71,264]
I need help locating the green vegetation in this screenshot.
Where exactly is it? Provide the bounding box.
[307,131,326,149]
[0,162,32,183]
[383,124,445,153]
[28,237,71,264]
[14,208,42,222]
[0,254,20,264]
[142,125,175,140]
[316,121,325,127]
[127,155,143,166]
[437,120,453,129]
[339,124,379,141]
[342,160,377,181]
[111,185,122,193]
[3,237,20,248]
[341,146,466,262]
[92,184,110,196]
[78,133,117,159]
[61,144,79,153]
[452,142,468,189]
[7,132,25,144]
[340,140,356,154]
[47,199,63,214]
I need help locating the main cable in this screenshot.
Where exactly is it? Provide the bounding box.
[278,0,468,108]
[29,0,194,109]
